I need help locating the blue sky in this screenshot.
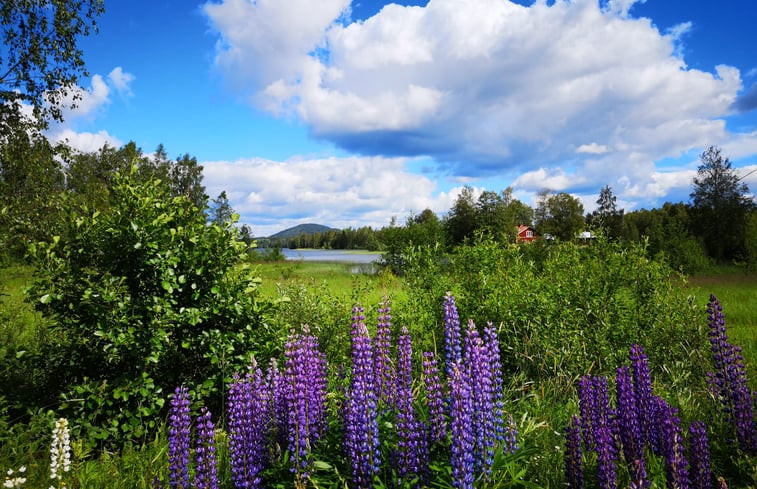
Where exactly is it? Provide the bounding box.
[49,0,757,236]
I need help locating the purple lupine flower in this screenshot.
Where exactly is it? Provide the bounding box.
[484,322,507,447]
[586,376,617,489]
[284,324,328,480]
[463,320,497,475]
[345,305,380,489]
[422,351,447,444]
[503,413,518,455]
[615,367,642,459]
[655,397,690,489]
[195,407,219,489]
[616,365,648,488]
[228,364,269,489]
[443,292,462,378]
[449,363,474,489]
[396,325,428,484]
[565,415,583,489]
[630,344,654,449]
[706,294,757,453]
[577,376,596,450]
[266,358,288,454]
[688,421,711,489]
[374,297,397,408]
[168,386,191,489]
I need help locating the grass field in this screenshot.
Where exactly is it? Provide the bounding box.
[252,259,406,306]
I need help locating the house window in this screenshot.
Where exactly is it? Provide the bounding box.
[526,230,533,238]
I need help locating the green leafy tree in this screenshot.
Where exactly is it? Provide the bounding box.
[690,146,754,261]
[170,153,207,209]
[0,129,65,260]
[0,0,104,133]
[28,167,271,445]
[209,190,234,224]
[444,185,478,245]
[535,191,585,241]
[588,185,624,240]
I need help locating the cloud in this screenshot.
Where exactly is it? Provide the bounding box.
[107,67,135,98]
[51,129,123,153]
[44,67,134,153]
[205,0,743,181]
[576,143,610,155]
[201,155,463,236]
[733,81,757,112]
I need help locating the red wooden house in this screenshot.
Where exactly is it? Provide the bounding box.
[516,224,538,243]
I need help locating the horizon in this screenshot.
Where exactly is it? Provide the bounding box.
[40,0,757,237]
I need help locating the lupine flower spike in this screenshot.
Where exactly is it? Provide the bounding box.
[195,407,219,489]
[443,292,462,378]
[706,294,757,453]
[688,421,712,489]
[422,351,447,444]
[345,305,380,489]
[168,387,191,489]
[50,417,71,487]
[565,416,583,489]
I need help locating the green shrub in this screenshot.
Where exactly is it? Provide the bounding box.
[26,167,273,447]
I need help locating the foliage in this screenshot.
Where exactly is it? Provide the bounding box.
[26,167,272,446]
[586,185,624,240]
[0,0,104,133]
[623,202,710,274]
[399,236,704,383]
[534,190,585,241]
[690,146,755,261]
[0,129,66,261]
[209,190,234,225]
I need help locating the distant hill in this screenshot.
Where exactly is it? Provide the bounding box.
[266,223,340,239]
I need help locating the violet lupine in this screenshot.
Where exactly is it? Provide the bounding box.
[168,386,191,489]
[630,344,654,449]
[374,297,397,408]
[396,325,428,484]
[579,376,616,489]
[228,365,269,489]
[345,305,380,489]
[195,407,219,489]
[443,292,462,378]
[654,397,690,489]
[266,358,288,453]
[484,322,508,448]
[616,365,649,488]
[422,351,447,444]
[463,320,497,475]
[688,421,712,489]
[284,325,328,480]
[449,362,474,489]
[706,294,757,453]
[565,415,583,489]
[577,376,597,450]
[503,413,519,455]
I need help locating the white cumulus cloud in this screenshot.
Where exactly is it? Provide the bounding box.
[202,155,462,236]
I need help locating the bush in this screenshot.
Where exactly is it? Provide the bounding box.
[397,236,704,383]
[26,167,273,446]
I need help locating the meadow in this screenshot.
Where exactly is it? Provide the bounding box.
[2,239,757,489]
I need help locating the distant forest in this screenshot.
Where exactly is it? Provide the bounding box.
[258,147,756,274]
[1,132,755,274]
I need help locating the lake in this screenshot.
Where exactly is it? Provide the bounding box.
[280,248,383,264]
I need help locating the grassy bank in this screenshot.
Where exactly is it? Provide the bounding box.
[252,259,405,306]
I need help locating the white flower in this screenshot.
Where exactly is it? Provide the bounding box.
[50,418,71,481]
